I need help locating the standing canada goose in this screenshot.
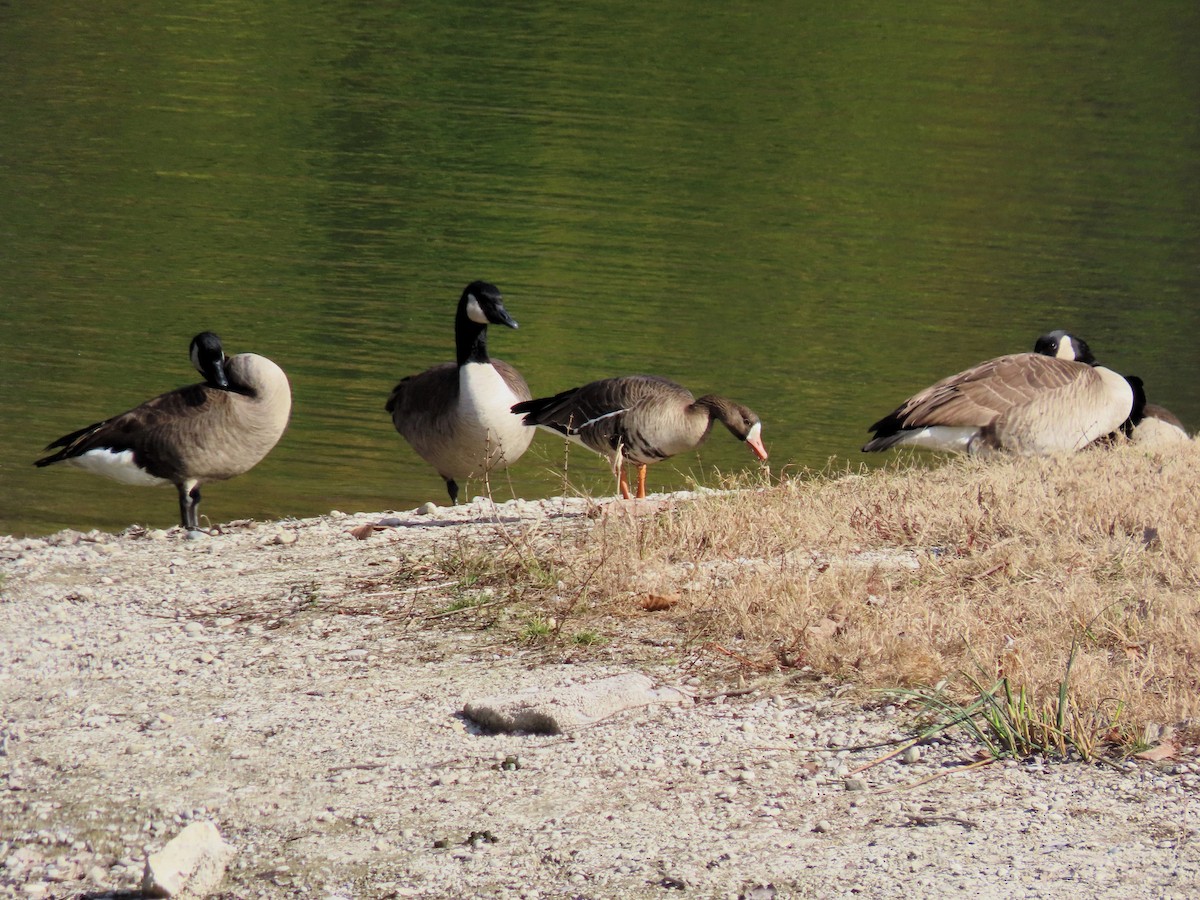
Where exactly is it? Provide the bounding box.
[511,375,768,499]
[1034,329,1190,447]
[386,281,534,504]
[862,332,1134,455]
[35,332,291,531]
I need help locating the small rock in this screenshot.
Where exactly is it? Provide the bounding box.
[902,746,921,764]
[844,778,868,792]
[142,821,234,898]
[466,830,498,847]
[418,502,438,515]
[813,820,832,833]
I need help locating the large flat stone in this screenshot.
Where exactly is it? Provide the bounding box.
[463,672,688,734]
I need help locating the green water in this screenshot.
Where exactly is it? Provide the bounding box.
[3,2,1199,535]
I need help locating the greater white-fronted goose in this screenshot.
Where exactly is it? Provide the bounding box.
[386,281,534,504]
[862,332,1134,455]
[1034,330,1190,447]
[35,332,292,531]
[512,375,768,499]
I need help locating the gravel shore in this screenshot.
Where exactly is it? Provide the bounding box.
[1,496,1197,899]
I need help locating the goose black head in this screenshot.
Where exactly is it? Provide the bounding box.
[460,281,518,330]
[1033,330,1096,365]
[190,332,229,389]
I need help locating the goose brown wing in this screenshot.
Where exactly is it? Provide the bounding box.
[386,363,459,437]
[515,376,689,454]
[870,354,1085,433]
[35,383,215,475]
[492,358,532,403]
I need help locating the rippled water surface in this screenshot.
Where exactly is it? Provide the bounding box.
[3,2,1200,534]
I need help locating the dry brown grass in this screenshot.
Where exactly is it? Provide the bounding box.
[418,443,1200,752]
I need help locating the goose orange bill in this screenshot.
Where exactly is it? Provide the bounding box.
[745,423,768,460]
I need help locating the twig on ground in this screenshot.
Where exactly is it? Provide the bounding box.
[423,597,510,620]
[877,757,996,792]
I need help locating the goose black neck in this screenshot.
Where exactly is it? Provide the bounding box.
[1121,375,1148,436]
[455,308,490,366]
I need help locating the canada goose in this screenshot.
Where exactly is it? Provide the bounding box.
[862,332,1134,455]
[35,332,291,531]
[386,281,534,504]
[512,375,768,499]
[1034,329,1190,447]
[1130,403,1192,446]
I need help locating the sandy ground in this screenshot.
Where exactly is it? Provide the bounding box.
[1,495,1197,899]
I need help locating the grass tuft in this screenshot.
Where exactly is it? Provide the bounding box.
[520,616,555,643]
[571,629,604,647]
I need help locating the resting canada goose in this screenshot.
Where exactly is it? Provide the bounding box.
[511,375,768,499]
[1034,329,1190,447]
[386,281,534,504]
[862,332,1134,455]
[1130,403,1192,446]
[35,332,291,531]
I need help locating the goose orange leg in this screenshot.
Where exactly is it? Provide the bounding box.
[636,465,647,499]
[618,463,633,499]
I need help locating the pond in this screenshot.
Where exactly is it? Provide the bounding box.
[3,1,1199,535]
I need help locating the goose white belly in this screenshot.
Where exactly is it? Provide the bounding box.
[68,449,168,486]
[890,426,980,453]
[454,363,533,473]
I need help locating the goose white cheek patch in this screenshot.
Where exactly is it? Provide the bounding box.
[1055,336,1075,360]
[465,295,489,324]
[70,449,167,486]
[745,422,768,460]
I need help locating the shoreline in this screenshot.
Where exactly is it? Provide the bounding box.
[1,493,1197,898]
